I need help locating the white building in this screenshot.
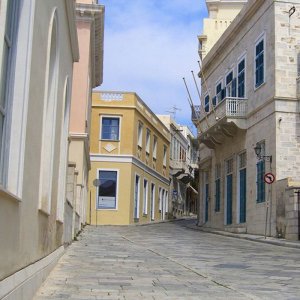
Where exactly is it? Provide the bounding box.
[193,0,300,239]
[157,115,198,216]
[0,1,79,298]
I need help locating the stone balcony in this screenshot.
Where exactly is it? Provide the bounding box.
[192,97,248,149]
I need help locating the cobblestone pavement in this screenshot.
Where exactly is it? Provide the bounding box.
[34,219,300,300]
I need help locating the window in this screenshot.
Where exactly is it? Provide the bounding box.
[153,136,157,159]
[159,187,162,211]
[143,179,148,215]
[238,58,245,98]
[256,142,265,203]
[226,71,236,97]
[151,183,155,220]
[204,94,209,112]
[0,0,20,184]
[216,81,222,103]
[101,117,120,140]
[215,164,221,212]
[97,170,118,209]
[255,37,265,88]
[134,174,140,219]
[146,129,150,153]
[137,122,143,147]
[163,145,167,166]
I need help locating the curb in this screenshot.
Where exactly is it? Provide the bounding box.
[184,223,300,250]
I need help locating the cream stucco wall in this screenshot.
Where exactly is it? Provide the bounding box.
[89,92,170,225]
[0,0,78,298]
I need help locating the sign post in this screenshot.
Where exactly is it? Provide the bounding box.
[263,172,275,239]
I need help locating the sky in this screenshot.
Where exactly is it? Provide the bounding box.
[96,0,208,130]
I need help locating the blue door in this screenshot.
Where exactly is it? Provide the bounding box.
[239,168,246,223]
[226,174,232,225]
[205,183,209,222]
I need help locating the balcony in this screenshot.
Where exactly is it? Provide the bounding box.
[192,97,248,149]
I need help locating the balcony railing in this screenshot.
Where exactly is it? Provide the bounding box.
[192,97,248,123]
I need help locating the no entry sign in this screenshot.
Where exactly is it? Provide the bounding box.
[264,172,275,184]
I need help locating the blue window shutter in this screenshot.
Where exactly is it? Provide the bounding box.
[212,96,216,106]
[221,88,226,100]
[232,78,237,97]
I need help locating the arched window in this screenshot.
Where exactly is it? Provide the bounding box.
[56,77,71,221]
[39,9,59,213]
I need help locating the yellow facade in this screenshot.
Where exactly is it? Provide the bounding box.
[88,92,170,225]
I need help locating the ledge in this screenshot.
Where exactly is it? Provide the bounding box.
[0,185,21,203]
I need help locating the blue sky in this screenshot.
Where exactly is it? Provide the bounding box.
[96,0,208,129]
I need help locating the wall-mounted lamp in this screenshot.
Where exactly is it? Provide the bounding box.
[254,143,272,162]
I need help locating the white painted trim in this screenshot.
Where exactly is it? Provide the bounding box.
[99,115,121,142]
[56,77,70,222]
[137,121,143,148]
[5,0,36,197]
[253,32,266,91]
[96,168,119,210]
[134,173,141,219]
[0,246,64,300]
[150,182,156,221]
[90,154,170,185]
[38,8,60,214]
[143,178,148,215]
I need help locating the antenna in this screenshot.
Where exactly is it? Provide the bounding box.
[165,105,181,119]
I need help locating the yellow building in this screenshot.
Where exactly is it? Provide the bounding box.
[88,92,170,225]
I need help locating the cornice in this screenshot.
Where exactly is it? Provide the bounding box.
[76,3,105,87]
[201,0,267,75]
[65,0,80,62]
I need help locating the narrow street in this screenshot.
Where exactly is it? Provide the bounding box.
[34,220,300,300]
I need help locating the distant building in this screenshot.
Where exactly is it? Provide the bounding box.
[198,0,247,60]
[157,116,198,217]
[0,0,79,298]
[65,0,105,243]
[193,0,300,239]
[89,92,170,225]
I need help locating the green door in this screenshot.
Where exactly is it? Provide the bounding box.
[240,168,246,223]
[226,174,232,225]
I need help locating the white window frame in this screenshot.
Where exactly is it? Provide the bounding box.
[100,115,121,141]
[215,78,223,104]
[56,77,71,221]
[151,182,155,220]
[96,168,119,210]
[254,32,266,90]
[134,173,141,219]
[143,178,148,215]
[153,135,157,159]
[225,69,234,97]
[137,121,143,148]
[38,10,60,214]
[1,0,32,198]
[146,128,150,154]
[163,145,167,166]
[237,53,246,98]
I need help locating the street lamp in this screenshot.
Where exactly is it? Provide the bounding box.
[254,143,272,162]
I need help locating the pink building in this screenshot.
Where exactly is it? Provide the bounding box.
[65,0,105,242]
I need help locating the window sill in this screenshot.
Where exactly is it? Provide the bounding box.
[38,208,50,217]
[100,139,120,142]
[0,185,22,203]
[254,81,266,91]
[96,208,117,211]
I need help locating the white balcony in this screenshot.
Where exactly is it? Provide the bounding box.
[192,97,248,149]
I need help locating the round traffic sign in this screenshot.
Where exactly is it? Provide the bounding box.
[264,172,275,184]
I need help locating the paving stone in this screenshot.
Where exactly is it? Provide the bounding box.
[34,219,300,299]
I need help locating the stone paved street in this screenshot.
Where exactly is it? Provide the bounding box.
[34,220,300,300]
